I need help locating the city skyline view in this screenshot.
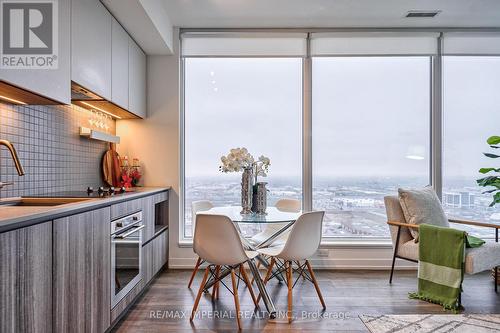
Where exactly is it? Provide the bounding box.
[184,174,500,239]
[184,56,500,241]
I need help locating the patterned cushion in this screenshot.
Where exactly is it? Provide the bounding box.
[398,186,449,240]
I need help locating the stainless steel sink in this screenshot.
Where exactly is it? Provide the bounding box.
[0,197,92,207]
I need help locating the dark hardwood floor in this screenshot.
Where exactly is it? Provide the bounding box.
[112,268,500,332]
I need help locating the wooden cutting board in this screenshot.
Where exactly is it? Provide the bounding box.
[102,143,121,187]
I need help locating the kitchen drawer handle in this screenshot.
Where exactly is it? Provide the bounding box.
[115,225,145,239]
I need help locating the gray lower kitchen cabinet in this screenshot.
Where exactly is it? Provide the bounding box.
[0,190,167,332]
[142,195,155,243]
[53,207,111,333]
[141,228,168,288]
[111,197,142,220]
[141,241,154,287]
[0,222,52,333]
[152,229,169,274]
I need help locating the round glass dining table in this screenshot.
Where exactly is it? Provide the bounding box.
[204,206,302,224]
[202,206,302,318]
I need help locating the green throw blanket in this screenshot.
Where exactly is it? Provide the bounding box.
[409,224,466,312]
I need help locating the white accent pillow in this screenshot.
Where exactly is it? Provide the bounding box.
[398,186,449,241]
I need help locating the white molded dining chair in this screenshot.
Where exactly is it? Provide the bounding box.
[249,198,301,284]
[187,200,214,289]
[248,198,302,283]
[257,211,326,323]
[250,198,301,247]
[191,214,259,331]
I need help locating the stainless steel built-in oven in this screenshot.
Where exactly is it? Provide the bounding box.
[111,211,144,307]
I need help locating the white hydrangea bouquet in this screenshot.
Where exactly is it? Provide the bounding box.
[219,147,270,183]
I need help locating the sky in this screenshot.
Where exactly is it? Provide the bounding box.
[184,56,500,181]
[185,58,302,179]
[443,56,500,179]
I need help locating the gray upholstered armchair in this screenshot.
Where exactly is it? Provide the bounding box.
[384,195,500,290]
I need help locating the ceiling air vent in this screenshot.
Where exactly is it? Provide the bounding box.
[405,10,441,18]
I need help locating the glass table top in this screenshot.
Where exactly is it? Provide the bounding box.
[203,206,302,224]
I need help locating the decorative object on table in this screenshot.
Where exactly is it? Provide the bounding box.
[119,155,142,188]
[219,148,271,214]
[252,182,268,215]
[102,143,121,187]
[360,314,500,333]
[241,167,253,214]
[252,155,270,214]
[253,155,270,184]
[477,135,500,207]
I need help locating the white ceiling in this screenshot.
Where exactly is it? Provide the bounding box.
[161,0,500,28]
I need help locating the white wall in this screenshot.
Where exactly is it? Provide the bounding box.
[117,28,416,271]
[117,27,194,267]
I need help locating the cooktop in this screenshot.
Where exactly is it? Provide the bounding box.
[26,187,133,198]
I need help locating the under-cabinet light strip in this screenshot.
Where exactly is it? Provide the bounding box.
[0,95,27,105]
[79,101,122,119]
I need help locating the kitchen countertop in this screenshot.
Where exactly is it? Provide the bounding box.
[0,187,170,233]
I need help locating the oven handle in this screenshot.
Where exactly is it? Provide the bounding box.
[114,224,145,239]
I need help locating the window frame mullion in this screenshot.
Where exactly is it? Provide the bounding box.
[303,33,313,212]
[431,33,444,199]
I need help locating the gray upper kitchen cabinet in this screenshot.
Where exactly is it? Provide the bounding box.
[0,222,53,333]
[53,207,111,333]
[0,0,71,104]
[71,0,112,100]
[128,38,147,118]
[111,18,129,110]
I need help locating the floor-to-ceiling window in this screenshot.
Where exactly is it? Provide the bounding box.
[181,31,500,242]
[312,56,431,238]
[309,33,435,238]
[443,56,500,237]
[182,34,305,238]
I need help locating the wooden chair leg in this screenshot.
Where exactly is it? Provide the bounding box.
[305,260,326,309]
[230,269,242,331]
[212,265,221,301]
[256,257,275,304]
[188,257,203,289]
[240,264,259,308]
[287,261,293,323]
[250,260,262,285]
[190,266,210,321]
